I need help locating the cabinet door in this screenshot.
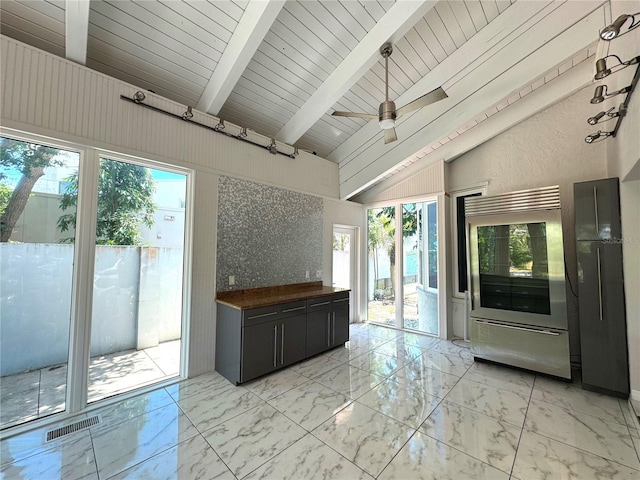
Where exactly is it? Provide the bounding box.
[331,305,349,347]
[574,178,620,241]
[306,310,330,356]
[280,315,306,367]
[577,241,628,394]
[242,320,278,382]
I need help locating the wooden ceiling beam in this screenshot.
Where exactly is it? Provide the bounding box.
[65,0,90,65]
[196,0,285,115]
[274,1,438,145]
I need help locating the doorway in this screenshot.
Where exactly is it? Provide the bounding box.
[332,226,357,322]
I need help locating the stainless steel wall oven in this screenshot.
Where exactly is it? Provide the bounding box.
[466,186,571,379]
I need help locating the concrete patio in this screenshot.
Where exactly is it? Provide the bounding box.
[0,340,181,430]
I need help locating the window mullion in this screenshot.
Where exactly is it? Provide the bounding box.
[66,149,99,413]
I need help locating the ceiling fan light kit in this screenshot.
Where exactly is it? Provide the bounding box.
[331,42,447,145]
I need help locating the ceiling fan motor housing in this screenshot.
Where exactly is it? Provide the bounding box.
[379,100,396,129]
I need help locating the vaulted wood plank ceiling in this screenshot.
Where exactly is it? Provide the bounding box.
[0,0,610,199]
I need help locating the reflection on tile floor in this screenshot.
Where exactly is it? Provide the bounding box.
[1,324,639,479]
[0,340,180,429]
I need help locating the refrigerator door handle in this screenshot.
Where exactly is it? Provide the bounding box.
[593,186,599,236]
[476,319,561,336]
[596,247,603,322]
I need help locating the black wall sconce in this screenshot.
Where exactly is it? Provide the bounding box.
[600,12,640,40]
[594,55,640,80]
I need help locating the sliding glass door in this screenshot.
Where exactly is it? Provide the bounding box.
[402,201,438,335]
[87,157,187,403]
[367,199,439,335]
[0,137,81,428]
[0,135,191,430]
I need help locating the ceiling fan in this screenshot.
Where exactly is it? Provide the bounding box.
[332,43,448,144]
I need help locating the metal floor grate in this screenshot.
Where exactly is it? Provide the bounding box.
[45,415,101,442]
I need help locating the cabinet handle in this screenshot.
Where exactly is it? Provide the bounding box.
[596,248,603,322]
[593,186,599,236]
[332,312,335,344]
[248,311,277,320]
[327,314,331,347]
[333,298,349,303]
[281,324,285,364]
[273,325,278,367]
[281,306,305,313]
[311,301,330,308]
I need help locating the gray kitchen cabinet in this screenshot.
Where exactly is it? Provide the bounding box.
[574,178,621,241]
[574,177,629,398]
[306,292,350,356]
[216,288,350,385]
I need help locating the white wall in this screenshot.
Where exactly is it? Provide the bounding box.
[323,198,366,322]
[0,36,343,378]
[447,85,608,363]
[604,0,640,403]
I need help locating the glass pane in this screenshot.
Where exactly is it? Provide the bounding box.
[477,223,550,314]
[332,231,350,289]
[0,137,80,429]
[403,201,438,335]
[367,207,396,326]
[87,158,187,403]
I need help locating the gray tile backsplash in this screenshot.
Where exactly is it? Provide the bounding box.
[216,176,323,291]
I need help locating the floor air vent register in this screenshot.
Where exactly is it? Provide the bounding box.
[45,415,102,442]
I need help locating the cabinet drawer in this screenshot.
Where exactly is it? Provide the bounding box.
[243,305,278,327]
[307,296,332,310]
[330,292,350,305]
[278,300,307,318]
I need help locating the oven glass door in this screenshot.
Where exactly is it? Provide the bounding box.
[477,222,550,315]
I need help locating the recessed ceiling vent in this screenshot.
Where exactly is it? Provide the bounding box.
[45,415,102,442]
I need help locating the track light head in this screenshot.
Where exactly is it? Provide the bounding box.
[133,91,146,103]
[214,119,225,131]
[585,130,613,144]
[594,58,612,80]
[587,111,606,125]
[182,106,193,120]
[268,139,277,154]
[600,13,640,40]
[591,85,605,104]
[237,126,248,138]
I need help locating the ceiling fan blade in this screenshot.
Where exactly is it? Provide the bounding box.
[396,87,448,117]
[384,127,397,144]
[332,111,378,120]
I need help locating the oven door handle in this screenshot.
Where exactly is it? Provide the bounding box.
[476,320,560,336]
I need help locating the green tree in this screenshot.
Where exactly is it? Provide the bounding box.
[58,160,156,245]
[0,138,61,241]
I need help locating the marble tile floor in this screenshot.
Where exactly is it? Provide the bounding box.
[1,324,639,480]
[0,340,181,430]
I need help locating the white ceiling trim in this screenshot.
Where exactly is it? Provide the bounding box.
[196,0,285,115]
[65,0,90,65]
[274,1,438,145]
[339,1,607,199]
[354,58,595,204]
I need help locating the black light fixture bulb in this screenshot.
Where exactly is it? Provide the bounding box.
[214,119,225,131]
[268,139,277,154]
[585,130,613,144]
[587,111,606,125]
[133,91,146,103]
[237,126,247,138]
[182,106,193,120]
[591,85,605,104]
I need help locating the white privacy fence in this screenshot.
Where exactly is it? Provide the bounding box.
[0,244,183,376]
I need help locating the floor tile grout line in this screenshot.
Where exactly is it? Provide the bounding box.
[507,373,536,477]
[529,394,630,427]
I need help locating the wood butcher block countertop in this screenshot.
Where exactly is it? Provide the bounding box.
[216,282,349,310]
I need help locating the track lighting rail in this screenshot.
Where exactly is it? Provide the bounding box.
[120,93,296,159]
